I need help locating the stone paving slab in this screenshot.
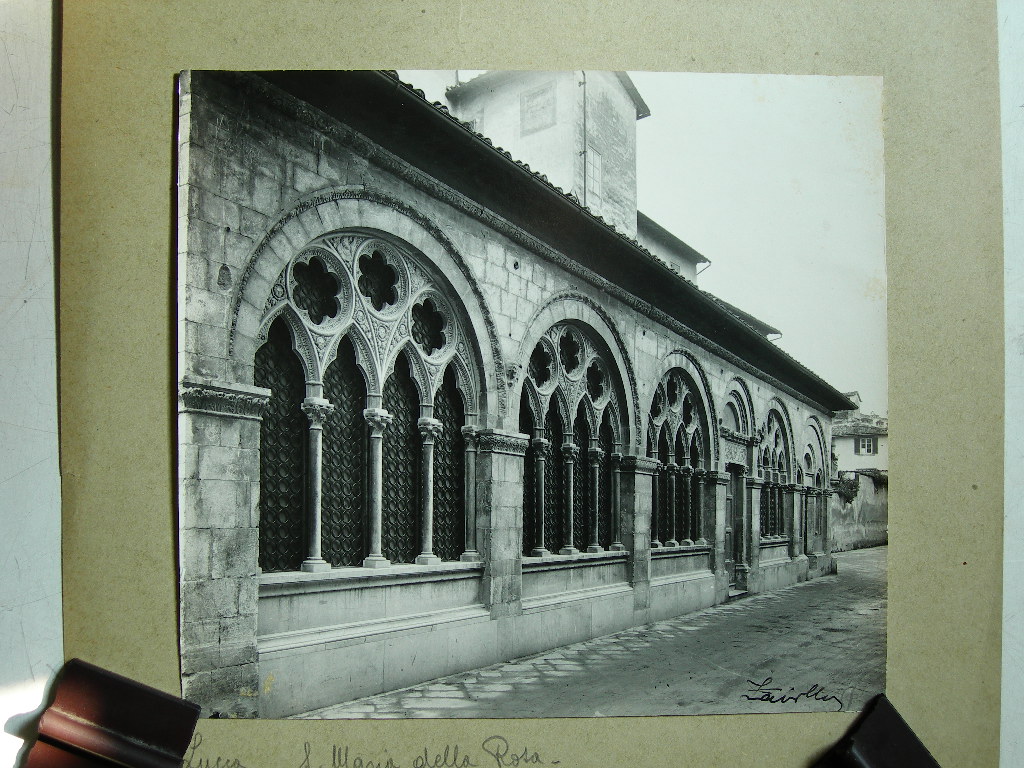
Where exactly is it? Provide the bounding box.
[295,547,886,719]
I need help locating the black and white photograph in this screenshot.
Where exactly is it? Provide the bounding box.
[176,69,887,720]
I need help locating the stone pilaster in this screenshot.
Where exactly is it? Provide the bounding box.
[362,408,393,568]
[784,483,802,558]
[460,426,482,562]
[746,477,764,593]
[586,447,604,552]
[619,455,659,620]
[178,378,269,717]
[650,460,663,548]
[708,470,730,598]
[300,397,335,572]
[415,417,443,565]
[559,443,581,555]
[476,429,529,625]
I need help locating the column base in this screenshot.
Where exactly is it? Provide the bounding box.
[586,545,605,553]
[681,539,694,546]
[695,538,708,546]
[459,550,482,562]
[559,546,580,555]
[301,558,331,573]
[530,547,551,557]
[651,540,663,549]
[609,542,626,551]
[362,555,391,569]
[415,553,442,565]
[665,539,679,547]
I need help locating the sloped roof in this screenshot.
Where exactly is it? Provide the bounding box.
[250,70,855,413]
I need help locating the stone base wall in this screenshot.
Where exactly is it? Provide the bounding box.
[830,473,888,551]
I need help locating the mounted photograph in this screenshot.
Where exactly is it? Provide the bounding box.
[176,69,887,719]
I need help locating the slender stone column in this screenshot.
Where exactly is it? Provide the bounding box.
[678,464,692,545]
[587,447,604,552]
[415,417,443,564]
[460,426,481,562]
[695,469,708,545]
[651,461,663,548]
[609,452,625,551]
[666,460,680,546]
[560,443,581,554]
[530,436,551,556]
[801,488,812,555]
[300,397,335,572]
[362,407,393,568]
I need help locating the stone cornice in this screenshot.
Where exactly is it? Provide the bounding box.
[477,429,529,456]
[619,455,660,475]
[179,377,270,421]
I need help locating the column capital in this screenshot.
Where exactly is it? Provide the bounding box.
[678,464,693,478]
[460,424,480,446]
[588,447,604,465]
[179,376,271,421]
[611,451,623,465]
[363,407,393,435]
[707,470,730,485]
[784,483,800,493]
[531,436,551,458]
[747,477,765,490]
[418,417,444,442]
[301,397,335,428]
[562,443,580,461]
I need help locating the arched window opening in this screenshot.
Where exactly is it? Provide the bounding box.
[544,402,565,552]
[724,402,741,432]
[674,429,689,545]
[520,389,539,556]
[657,425,671,546]
[598,411,614,549]
[433,366,465,561]
[571,404,590,550]
[382,352,420,563]
[322,335,366,567]
[255,317,307,573]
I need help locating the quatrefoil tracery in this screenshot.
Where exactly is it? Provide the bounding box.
[258,234,475,411]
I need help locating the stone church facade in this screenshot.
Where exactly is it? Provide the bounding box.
[177,70,852,718]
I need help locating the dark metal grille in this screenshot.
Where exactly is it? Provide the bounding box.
[543,406,563,551]
[598,415,613,548]
[571,409,589,549]
[675,431,688,540]
[520,390,537,555]
[657,427,670,541]
[382,354,419,563]
[433,369,464,561]
[760,484,769,535]
[255,318,306,573]
[322,336,366,567]
[689,471,700,541]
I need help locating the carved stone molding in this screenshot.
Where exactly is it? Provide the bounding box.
[179,377,270,421]
[301,397,335,428]
[363,407,394,435]
[418,417,444,442]
[477,429,529,456]
[708,470,730,486]
[619,455,660,475]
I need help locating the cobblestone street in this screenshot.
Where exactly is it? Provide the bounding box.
[296,547,886,719]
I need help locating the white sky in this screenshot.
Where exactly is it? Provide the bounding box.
[630,72,887,415]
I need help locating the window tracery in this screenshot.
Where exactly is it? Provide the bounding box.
[253,232,482,572]
[521,322,624,556]
[757,410,791,538]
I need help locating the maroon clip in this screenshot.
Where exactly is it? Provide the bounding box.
[24,659,200,768]
[812,694,941,768]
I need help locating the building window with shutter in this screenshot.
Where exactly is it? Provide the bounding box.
[854,436,877,455]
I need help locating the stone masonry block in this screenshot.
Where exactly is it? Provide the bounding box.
[237,576,259,617]
[182,665,259,719]
[197,445,246,482]
[180,414,222,447]
[181,642,221,676]
[252,172,282,214]
[211,527,259,579]
[239,205,272,241]
[182,618,221,649]
[180,528,213,581]
[290,163,329,195]
[220,613,257,646]
[181,577,242,621]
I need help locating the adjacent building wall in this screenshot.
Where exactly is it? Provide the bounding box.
[830,472,888,551]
